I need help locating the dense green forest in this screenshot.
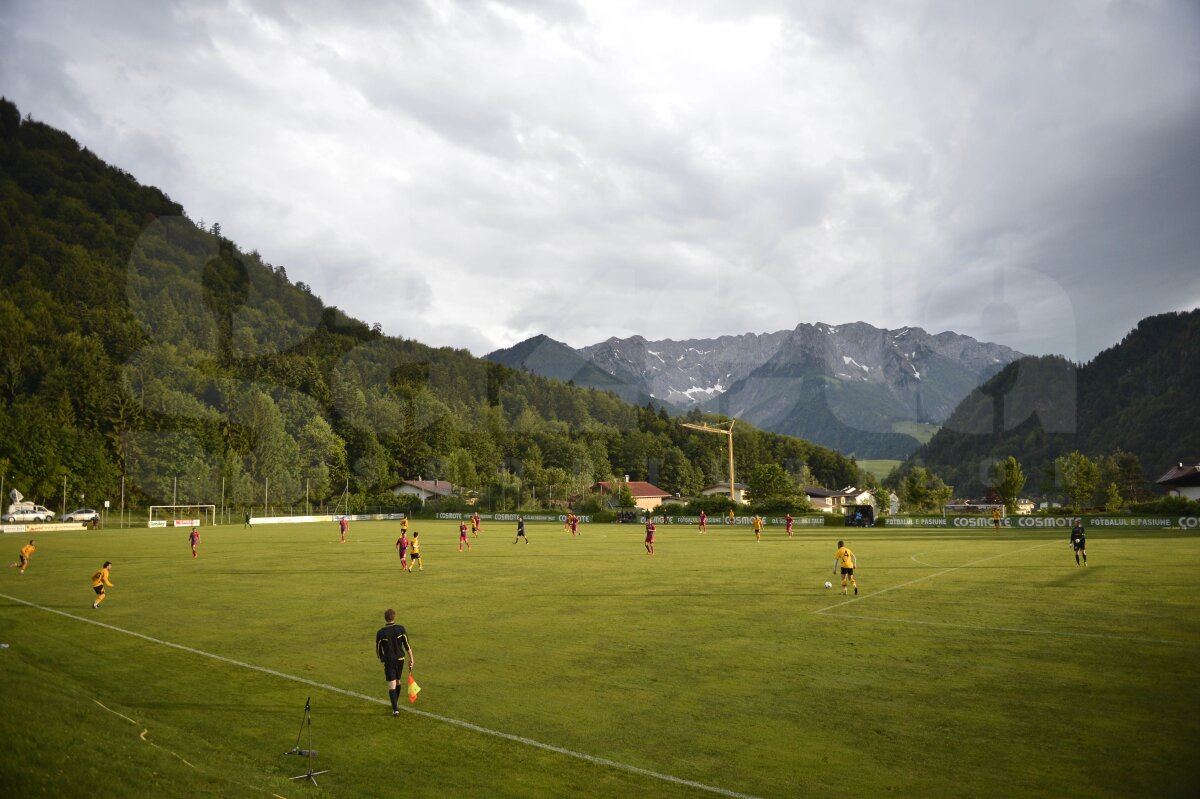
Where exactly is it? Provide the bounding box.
[0,99,868,514]
[894,310,1200,499]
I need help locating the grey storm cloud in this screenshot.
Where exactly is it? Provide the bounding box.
[1,0,1198,361]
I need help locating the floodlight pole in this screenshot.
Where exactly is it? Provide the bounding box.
[680,420,737,501]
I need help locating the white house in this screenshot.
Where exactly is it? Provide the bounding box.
[390,479,459,502]
[1156,462,1200,501]
[699,482,750,503]
[803,486,869,514]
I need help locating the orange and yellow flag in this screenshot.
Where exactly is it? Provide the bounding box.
[407,673,421,703]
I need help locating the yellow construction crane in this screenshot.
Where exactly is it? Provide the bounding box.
[680,419,736,501]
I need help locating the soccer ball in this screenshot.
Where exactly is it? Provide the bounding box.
[824,581,832,589]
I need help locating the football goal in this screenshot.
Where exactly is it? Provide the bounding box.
[148,504,217,528]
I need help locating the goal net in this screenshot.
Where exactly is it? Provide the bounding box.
[148,505,217,528]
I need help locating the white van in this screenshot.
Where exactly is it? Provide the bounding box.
[3,503,56,523]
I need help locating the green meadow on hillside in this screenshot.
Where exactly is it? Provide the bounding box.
[1,520,1196,797]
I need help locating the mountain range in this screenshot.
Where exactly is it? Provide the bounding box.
[488,323,1023,458]
[898,309,1200,497]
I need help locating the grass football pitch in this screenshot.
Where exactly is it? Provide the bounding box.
[1,520,1197,798]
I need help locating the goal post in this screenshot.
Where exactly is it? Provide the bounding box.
[148,505,217,528]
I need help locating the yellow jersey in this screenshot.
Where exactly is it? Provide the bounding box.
[91,567,112,587]
[752,517,763,532]
[835,546,856,569]
[401,519,409,533]
[21,544,35,560]
[410,539,420,555]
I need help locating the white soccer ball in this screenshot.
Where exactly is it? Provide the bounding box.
[824,581,832,589]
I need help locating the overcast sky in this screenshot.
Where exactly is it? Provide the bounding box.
[2,0,1198,361]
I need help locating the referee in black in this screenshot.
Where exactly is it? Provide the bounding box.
[375,608,414,716]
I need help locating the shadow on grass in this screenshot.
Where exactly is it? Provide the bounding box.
[1042,568,1092,587]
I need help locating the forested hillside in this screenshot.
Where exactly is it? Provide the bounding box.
[0,99,865,512]
[897,310,1200,497]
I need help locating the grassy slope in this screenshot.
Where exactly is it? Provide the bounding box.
[1,521,1197,798]
[891,421,940,444]
[858,459,902,481]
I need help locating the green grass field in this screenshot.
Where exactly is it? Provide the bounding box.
[1,520,1197,798]
[891,421,940,444]
[856,459,902,481]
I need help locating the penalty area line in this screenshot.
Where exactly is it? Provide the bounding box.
[813,541,1061,614]
[1,592,761,799]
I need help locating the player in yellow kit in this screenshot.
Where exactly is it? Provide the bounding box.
[11,540,35,574]
[752,515,763,542]
[833,541,857,595]
[409,533,423,572]
[91,561,114,608]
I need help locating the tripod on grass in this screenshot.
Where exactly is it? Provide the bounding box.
[285,697,329,786]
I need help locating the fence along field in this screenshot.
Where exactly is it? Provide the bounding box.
[1,519,1197,797]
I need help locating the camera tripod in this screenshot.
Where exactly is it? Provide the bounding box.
[285,697,329,786]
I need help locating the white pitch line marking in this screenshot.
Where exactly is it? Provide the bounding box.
[93,698,139,726]
[93,699,197,768]
[5,593,760,799]
[910,550,942,568]
[814,541,1060,614]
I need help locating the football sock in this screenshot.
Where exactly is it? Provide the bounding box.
[388,688,399,710]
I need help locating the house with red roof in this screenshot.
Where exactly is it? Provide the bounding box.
[390,478,459,502]
[594,480,673,512]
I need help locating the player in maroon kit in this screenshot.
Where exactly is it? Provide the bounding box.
[698,510,707,534]
[471,512,482,537]
[339,516,348,544]
[644,518,656,556]
[569,514,579,537]
[396,530,411,572]
[459,521,471,552]
[785,513,794,538]
[188,527,201,558]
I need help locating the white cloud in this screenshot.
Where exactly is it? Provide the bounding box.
[2,0,1198,360]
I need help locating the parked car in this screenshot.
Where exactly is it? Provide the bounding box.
[3,503,56,523]
[63,508,100,524]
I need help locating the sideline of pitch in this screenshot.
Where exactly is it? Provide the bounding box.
[0,592,762,799]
